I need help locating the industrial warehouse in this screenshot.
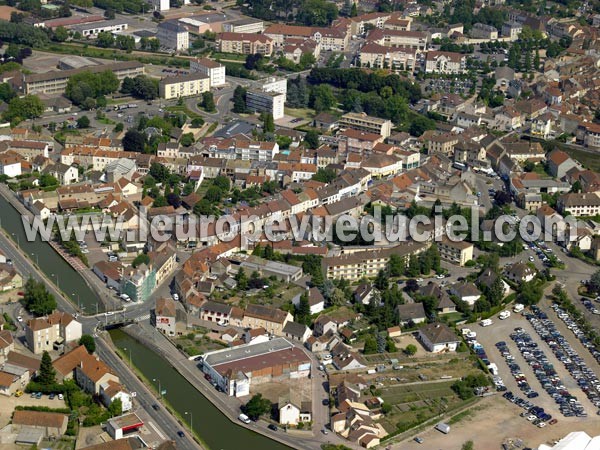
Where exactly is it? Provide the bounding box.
[198,338,311,397]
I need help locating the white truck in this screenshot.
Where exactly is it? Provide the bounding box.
[499,310,511,320]
[480,319,493,327]
[435,423,450,434]
[513,303,525,313]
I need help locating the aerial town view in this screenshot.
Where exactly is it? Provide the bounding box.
[0,0,599,448]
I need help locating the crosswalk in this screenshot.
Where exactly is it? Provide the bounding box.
[135,313,151,322]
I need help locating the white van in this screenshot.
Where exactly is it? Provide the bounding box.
[120,293,131,302]
[499,310,511,320]
[480,319,493,327]
[435,423,450,434]
[513,303,524,313]
[238,414,251,424]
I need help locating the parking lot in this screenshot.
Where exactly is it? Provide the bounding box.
[470,305,598,423]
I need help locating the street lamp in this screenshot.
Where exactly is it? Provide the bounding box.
[11,233,19,248]
[72,292,80,309]
[123,347,132,367]
[51,273,60,289]
[31,252,38,266]
[153,378,162,398]
[185,411,193,433]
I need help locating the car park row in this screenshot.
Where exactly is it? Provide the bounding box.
[529,304,600,415]
[553,302,600,366]
[502,391,554,428]
[508,327,578,417]
[495,340,540,400]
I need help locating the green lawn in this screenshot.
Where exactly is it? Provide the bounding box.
[165,105,203,120]
[562,146,600,172]
[285,108,315,119]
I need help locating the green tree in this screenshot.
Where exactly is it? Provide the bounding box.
[79,334,96,353]
[23,277,57,316]
[304,129,320,149]
[3,95,44,123]
[132,253,150,268]
[53,26,69,42]
[122,129,146,152]
[363,335,377,354]
[262,113,275,133]
[404,344,417,356]
[243,393,271,420]
[96,31,115,48]
[296,292,311,325]
[310,84,336,112]
[114,122,124,133]
[232,85,247,113]
[205,185,222,203]
[201,91,216,112]
[213,175,230,192]
[235,268,248,290]
[299,52,316,69]
[76,115,90,128]
[180,133,195,147]
[589,270,600,294]
[108,397,123,417]
[39,173,59,188]
[37,351,56,385]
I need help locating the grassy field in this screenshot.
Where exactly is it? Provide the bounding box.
[165,105,203,121]
[379,380,465,434]
[285,108,315,119]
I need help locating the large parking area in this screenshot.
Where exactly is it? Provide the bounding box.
[471,303,599,425]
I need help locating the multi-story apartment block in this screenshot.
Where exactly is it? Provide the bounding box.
[437,238,474,266]
[470,23,498,39]
[502,22,522,40]
[216,32,273,56]
[26,312,82,354]
[246,90,285,120]
[322,243,426,281]
[338,129,385,155]
[425,51,466,74]
[264,23,350,51]
[366,29,428,50]
[157,21,189,51]
[207,138,280,161]
[222,18,264,34]
[190,58,226,87]
[23,61,144,95]
[120,264,156,303]
[576,123,600,149]
[159,73,210,100]
[339,112,393,138]
[427,133,459,155]
[557,193,600,216]
[359,42,416,73]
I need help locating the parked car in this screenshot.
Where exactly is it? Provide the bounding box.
[268,424,278,431]
[177,431,185,438]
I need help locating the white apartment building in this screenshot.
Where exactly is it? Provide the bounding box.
[153,0,169,12]
[25,312,82,354]
[339,112,392,138]
[425,51,466,74]
[190,58,226,87]
[159,73,210,100]
[246,90,285,120]
[157,21,189,51]
[222,18,264,34]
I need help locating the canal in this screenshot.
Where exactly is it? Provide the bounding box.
[109,329,291,450]
[0,193,101,312]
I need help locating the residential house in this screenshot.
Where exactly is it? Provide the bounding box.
[547,149,578,179]
[25,312,82,354]
[282,321,311,343]
[504,262,537,283]
[397,302,427,326]
[242,304,293,336]
[154,297,177,336]
[292,287,325,315]
[418,323,460,352]
[449,282,481,306]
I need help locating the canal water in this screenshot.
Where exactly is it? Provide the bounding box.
[0,194,101,312]
[110,329,290,450]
